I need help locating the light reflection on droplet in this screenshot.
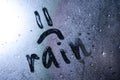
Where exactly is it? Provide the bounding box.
[118,46,120,49]
[59,74,64,79]
[108,14,111,17]
[102,51,107,57]
[99,29,102,32]
[90,63,94,67]
[108,25,111,28]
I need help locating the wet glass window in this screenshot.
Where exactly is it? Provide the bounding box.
[0,0,120,80]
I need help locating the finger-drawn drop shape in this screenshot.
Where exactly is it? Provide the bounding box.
[37,29,64,44]
[42,7,53,26]
[34,11,44,29]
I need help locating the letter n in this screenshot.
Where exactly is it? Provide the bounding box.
[69,38,91,60]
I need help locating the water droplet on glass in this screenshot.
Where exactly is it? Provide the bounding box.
[30,30,33,32]
[118,46,120,49]
[71,54,74,58]
[92,25,96,30]
[70,70,73,73]
[109,66,113,70]
[57,42,61,45]
[78,9,81,13]
[99,76,103,80]
[67,16,70,19]
[59,74,64,79]
[80,60,85,64]
[102,51,107,57]
[94,69,97,72]
[18,34,21,37]
[88,38,91,40]
[92,45,94,48]
[78,33,82,36]
[108,25,111,28]
[87,32,90,35]
[110,50,113,53]
[118,12,120,14]
[99,29,102,32]
[108,14,111,17]
[88,13,91,17]
[112,72,116,75]
[90,63,94,67]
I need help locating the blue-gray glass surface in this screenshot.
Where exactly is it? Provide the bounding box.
[0,0,120,80]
